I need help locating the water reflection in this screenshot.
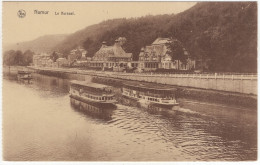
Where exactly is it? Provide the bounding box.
[32,73,70,94]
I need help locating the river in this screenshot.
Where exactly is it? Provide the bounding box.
[2,73,257,161]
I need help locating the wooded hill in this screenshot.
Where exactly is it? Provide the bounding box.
[4,2,257,72]
[4,34,67,53]
[54,2,257,72]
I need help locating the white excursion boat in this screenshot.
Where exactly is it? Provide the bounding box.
[122,82,179,107]
[69,80,117,105]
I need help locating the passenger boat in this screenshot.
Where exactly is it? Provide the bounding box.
[17,71,33,82]
[122,82,179,107]
[70,97,115,120]
[118,96,177,116]
[69,80,117,105]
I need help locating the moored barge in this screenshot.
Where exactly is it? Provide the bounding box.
[17,71,33,82]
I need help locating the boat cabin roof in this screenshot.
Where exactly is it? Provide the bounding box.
[18,71,31,74]
[124,82,177,92]
[70,80,110,90]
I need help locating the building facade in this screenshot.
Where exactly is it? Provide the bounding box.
[138,38,195,71]
[90,39,132,71]
[68,46,87,65]
[33,53,52,67]
[56,58,69,67]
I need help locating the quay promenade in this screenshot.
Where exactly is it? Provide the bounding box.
[25,66,257,95]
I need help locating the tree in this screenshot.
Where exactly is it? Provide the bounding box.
[14,50,23,65]
[51,51,59,62]
[3,49,34,66]
[166,39,187,70]
[3,50,16,66]
[23,50,34,65]
[83,38,93,50]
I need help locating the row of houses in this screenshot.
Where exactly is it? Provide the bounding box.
[33,53,68,67]
[89,37,195,71]
[33,37,196,72]
[32,47,87,67]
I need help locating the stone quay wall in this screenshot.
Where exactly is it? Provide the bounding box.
[89,72,257,95]
[23,66,258,95]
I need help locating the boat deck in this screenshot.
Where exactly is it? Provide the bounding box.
[124,81,177,91]
[70,80,110,89]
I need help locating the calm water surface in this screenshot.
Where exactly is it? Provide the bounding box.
[2,74,257,161]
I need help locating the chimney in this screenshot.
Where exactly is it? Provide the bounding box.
[114,39,120,46]
[102,41,107,47]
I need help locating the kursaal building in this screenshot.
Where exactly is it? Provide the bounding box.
[89,37,195,72]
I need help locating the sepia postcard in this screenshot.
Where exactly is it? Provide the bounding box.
[1,0,258,163]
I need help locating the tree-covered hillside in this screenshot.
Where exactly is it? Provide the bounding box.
[4,34,67,53]
[54,2,257,72]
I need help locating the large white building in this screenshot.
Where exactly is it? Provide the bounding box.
[90,39,132,71]
[138,38,195,71]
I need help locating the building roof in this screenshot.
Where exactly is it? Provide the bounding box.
[139,44,167,57]
[34,53,51,57]
[152,38,171,45]
[70,80,110,89]
[124,81,177,92]
[139,37,187,59]
[56,58,67,62]
[94,43,132,59]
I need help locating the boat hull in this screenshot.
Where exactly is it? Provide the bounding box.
[122,93,179,107]
[70,97,115,120]
[70,94,117,107]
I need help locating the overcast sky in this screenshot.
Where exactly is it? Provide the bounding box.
[3,1,196,44]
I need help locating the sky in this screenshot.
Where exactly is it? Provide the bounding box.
[3,1,196,44]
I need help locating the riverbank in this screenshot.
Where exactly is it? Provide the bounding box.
[91,76,257,109]
[3,66,257,109]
